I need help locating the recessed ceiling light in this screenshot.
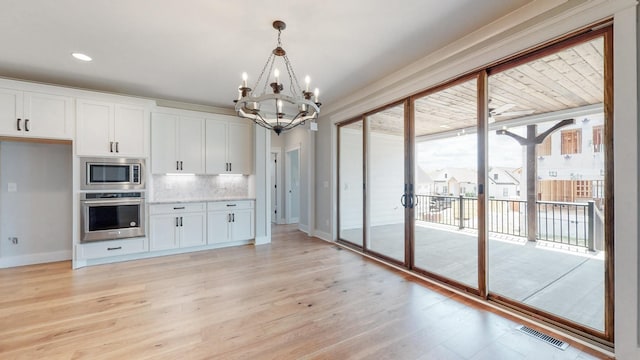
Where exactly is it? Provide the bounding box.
[72,53,92,62]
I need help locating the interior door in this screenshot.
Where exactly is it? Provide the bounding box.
[285,147,300,224]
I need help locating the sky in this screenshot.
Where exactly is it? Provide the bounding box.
[416,130,525,171]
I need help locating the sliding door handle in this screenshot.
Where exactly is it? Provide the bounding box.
[400,194,407,208]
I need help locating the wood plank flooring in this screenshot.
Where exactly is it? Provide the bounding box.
[0,225,610,359]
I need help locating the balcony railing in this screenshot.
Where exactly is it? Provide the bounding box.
[415,194,596,250]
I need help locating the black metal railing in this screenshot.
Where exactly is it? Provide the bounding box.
[414,194,595,250]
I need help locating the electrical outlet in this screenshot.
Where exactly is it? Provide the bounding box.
[7,183,17,192]
[9,237,18,244]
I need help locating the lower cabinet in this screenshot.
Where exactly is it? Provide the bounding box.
[77,238,148,260]
[149,203,206,250]
[207,200,254,244]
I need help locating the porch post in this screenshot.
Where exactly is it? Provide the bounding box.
[526,125,537,242]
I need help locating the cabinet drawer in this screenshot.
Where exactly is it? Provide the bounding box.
[78,238,148,259]
[149,202,206,215]
[207,200,254,211]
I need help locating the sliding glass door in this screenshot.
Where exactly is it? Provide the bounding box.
[412,78,479,289]
[336,26,613,342]
[365,103,407,264]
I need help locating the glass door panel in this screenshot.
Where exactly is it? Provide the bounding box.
[487,36,606,332]
[365,104,406,263]
[338,120,364,247]
[413,78,479,288]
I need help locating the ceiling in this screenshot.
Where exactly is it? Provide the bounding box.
[0,0,532,111]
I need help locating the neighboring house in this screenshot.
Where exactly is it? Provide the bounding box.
[535,115,605,202]
[488,167,520,199]
[427,168,477,196]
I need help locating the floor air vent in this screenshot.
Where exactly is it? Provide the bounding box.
[515,325,569,350]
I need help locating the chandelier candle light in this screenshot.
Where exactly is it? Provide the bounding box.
[234,20,321,135]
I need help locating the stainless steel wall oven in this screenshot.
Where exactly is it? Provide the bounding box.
[80,192,145,242]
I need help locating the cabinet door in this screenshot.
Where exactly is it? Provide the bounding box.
[178,116,205,174]
[150,214,179,251]
[77,100,113,156]
[207,211,230,244]
[205,119,228,174]
[180,212,206,248]
[114,104,146,157]
[24,92,73,139]
[151,113,179,174]
[231,209,254,241]
[227,121,254,174]
[0,88,24,136]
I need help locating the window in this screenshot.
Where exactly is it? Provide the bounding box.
[575,180,592,198]
[593,125,603,153]
[537,136,552,156]
[561,129,582,155]
[493,173,498,180]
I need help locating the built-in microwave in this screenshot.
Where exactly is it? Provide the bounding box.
[81,157,145,190]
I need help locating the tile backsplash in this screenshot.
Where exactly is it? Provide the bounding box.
[152,175,249,202]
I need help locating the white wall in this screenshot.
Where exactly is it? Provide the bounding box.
[0,141,72,267]
[338,128,363,230]
[313,1,639,357]
[368,132,405,227]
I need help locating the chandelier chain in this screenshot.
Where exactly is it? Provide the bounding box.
[253,52,275,95]
[283,54,303,96]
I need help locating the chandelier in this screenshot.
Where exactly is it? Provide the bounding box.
[234,20,321,135]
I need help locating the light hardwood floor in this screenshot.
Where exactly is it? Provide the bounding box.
[0,225,610,359]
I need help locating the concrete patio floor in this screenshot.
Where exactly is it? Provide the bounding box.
[341,222,605,331]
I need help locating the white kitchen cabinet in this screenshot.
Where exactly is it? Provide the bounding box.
[77,238,148,260]
[149,203,206,250]
[0,88,73,139]
[207,200,254,244]
[76,99,147,157]
[151,112,205,174]
[205,116,253,175]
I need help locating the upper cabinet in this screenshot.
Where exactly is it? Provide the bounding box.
[0,88,73,140]
[76,99,148,157]
[151,112,205,174]
[206,116,254,175]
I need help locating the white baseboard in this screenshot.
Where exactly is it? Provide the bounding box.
[313,230,333,242]
[298,223,309,234]
[0,250,72,268]
[254,235,271,245]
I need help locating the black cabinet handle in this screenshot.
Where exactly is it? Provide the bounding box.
[180,161,183,170]
[180,216,183,227]
[16,118,21,131]
[107,246,122,251]
[173,206,185,210]
[232,213,235,222]
[175,217,179,227]
[115,141,119,153]
[24,119,30,131]
[226,204,237,207]
[110,142,114,153]
[227,213,231,222]
[176,161,180,171]
[229,163,232,172]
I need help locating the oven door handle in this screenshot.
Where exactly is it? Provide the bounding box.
[81,199,143,206]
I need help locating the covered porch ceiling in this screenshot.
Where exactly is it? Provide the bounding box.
[362,36,604,137]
